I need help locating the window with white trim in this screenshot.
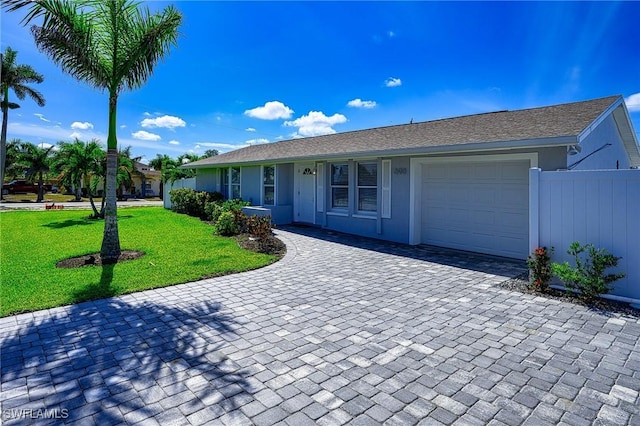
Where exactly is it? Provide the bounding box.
[263,165,275,205]
[221,168,229,198]
[357,162,377,212]
[330,163,349,210]
[231,167,241,199]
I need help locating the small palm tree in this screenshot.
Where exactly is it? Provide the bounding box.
[19,142,53,202]
[4,138,25,180]
[115,146,139,199]
[53,138,104,201]
[5,0,182,263]
[149,153,172,199]
[1,47,45,199]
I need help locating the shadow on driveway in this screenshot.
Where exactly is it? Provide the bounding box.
[280,224,526,278]
[0,297,251,424]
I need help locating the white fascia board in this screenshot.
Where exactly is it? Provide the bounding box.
[577,96,623,143]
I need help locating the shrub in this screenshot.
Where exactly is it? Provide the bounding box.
[526,246,554,292]
[232,209,248,234]
[169,188,216,219]
[216,211,238,236]
[222,198,250,212]
[210,191,224,203]
[204,201,223,222]
[551,241,625,302]
[246,215,272,240]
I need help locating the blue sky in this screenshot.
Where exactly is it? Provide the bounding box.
[2,1,639,164]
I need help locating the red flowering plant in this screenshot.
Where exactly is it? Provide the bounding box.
[526,246,554,292]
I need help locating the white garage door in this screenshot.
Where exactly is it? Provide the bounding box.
[420,159,529,259]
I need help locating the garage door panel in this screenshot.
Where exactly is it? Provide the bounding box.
[421,159,529,259]
[473,163,498,179]
[501,163,529,179]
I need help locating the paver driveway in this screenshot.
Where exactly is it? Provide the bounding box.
[1,226,639,425]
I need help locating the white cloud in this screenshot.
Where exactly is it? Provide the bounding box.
[38,142,54,149]
[132,130,161,141]
[34,113,51,122]
[70,121,93,130]
[168,140,180,145]
[143,112,152,117]
[69,132,82,139]
[385,77,402,87]
[388,30,395,38]
[246,127,256,132]
[140,115,186,129]
[120,124,127,129]
[245,101,294,120]
[625,92,640,112]
[284,111,347,137]
[347,98,377,109]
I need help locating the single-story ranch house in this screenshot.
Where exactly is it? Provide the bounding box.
[184,95,640,260]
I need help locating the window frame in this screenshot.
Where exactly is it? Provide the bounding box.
[221,167,229,198]
[230,167,241,199]
[330,162,349,211]
[356,161,377,214]
[262,165,275,206]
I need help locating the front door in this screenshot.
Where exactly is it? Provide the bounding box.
[294,163,315,223]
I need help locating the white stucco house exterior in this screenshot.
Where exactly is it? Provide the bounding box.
[182,95,640,261]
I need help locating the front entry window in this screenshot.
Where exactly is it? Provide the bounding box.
[357,162,377,212]
[331,163,349,210]
[263,165,275,205]
[231,167,241,199]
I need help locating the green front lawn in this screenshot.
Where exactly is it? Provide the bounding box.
[0,207,276,317]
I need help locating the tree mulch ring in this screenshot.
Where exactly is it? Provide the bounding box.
[56,251,145,268]
[498,273,640,319]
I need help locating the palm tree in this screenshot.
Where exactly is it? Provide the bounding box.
[4,138,25,181]
[19,142,53,202]
[148,153,172,199]
[159,153,202,184]
[5,0,182,263]
[52,138,104,201]
[1,47,45,199]
[115,146,139,199]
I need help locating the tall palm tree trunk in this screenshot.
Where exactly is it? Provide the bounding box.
[1,93,8,200]
[101,147,120,262]
[36,171,44,202]
[100,95,121,263]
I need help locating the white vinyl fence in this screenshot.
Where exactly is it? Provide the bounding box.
[163,178,196,209]
[530,168,640,301]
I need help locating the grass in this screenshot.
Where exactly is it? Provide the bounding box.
[0,207,276,317]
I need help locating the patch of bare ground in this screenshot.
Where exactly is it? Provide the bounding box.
[56,251,145,268]
[236,234,287,256]
[499,273,640,319]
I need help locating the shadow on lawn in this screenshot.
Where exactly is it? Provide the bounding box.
[0,296,253,424]
[41,218,98,229]
[42,215,134,229]
[72,264,117,302]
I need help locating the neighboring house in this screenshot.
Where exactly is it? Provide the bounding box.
[130,161,161,198]
[184,95,640,260]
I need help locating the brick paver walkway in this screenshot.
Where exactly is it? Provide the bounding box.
[1,226,639,425]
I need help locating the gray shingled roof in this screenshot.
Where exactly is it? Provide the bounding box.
[188,95,621,168]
